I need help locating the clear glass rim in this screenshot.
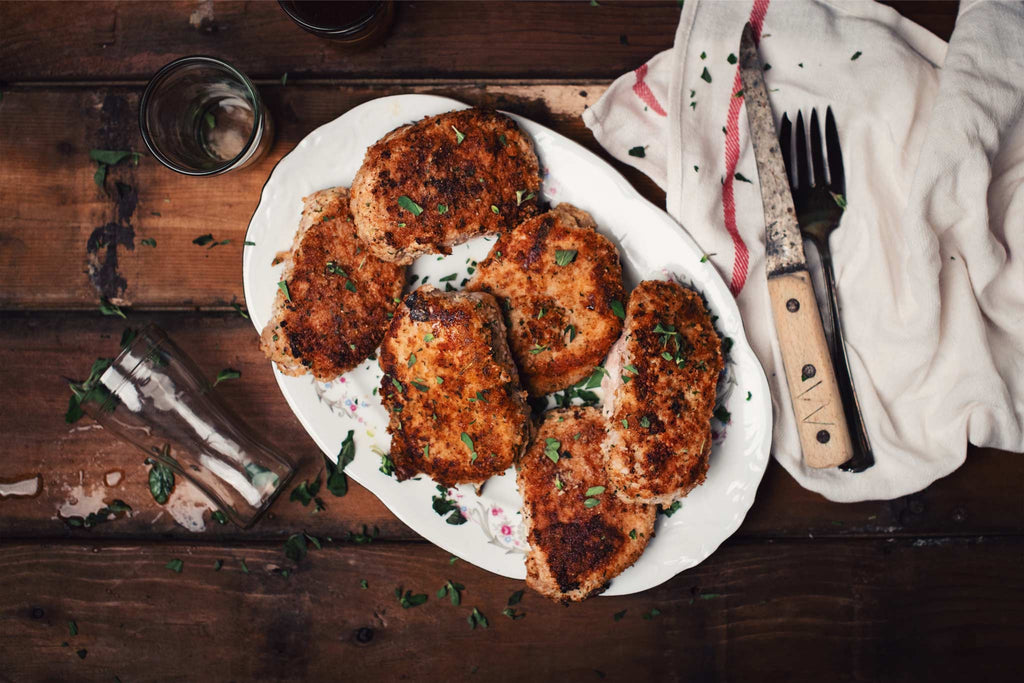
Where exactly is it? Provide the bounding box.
[138,55,264,177]
[277,0,385,36]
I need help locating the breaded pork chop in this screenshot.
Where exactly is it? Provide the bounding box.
[379,285,532,487]
[601,280,723,506]
[467,204,625,396]
[260,187,405,381]
[519,407,656,603]
[351,108,542,264]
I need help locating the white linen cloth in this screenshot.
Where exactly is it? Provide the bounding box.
[583,0,1024,502]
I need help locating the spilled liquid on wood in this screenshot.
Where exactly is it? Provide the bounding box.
[0,474,42,499]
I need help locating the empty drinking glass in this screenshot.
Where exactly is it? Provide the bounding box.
[139,56,274,176]
[80,325,294,527]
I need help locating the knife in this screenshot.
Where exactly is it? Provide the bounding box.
[738,23,852,469]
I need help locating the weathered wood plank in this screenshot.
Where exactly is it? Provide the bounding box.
[0,538,1019,681]
[2,312,1020,541]
[0,83,670,310]
[0,1,682,82]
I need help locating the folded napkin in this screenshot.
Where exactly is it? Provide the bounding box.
[584,0,1024,502]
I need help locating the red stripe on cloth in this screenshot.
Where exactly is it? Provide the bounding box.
[632,63,668,117]
[721,0,771,295]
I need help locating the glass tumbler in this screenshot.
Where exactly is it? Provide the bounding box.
[81,325,294,528]
[139,56,274,176]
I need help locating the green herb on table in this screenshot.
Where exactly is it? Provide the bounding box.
[193,234,214,247]
[508,589,524,606]
[714,405,731,423]
[613,609,627,621]
[628,146,646,158]
[99,298,127,319]
[165,558,183,573]
[467,607,489,629]
[213,368,240,387]
[432,485,468,525]
[211,510,227,525]
[62,499,132,529]
[396,587,429,608]
[290,471,322,506]
[68,620,78,637]
[360,579,368,589]
[141,237,157,247]
[146,452,175,504]
[701,67,712,83]
[214,559,223,571]
[543,437,561,464]
[642,608,662,620]
[503,607,525,620]
[90,149,140,187]
[77,649,88,660]
[65,356,116,424]
[281,72,288,86]
[283,532,322,563]
[347,524,379,544]
[437,579,465,605]
[232,303,249,319]
[324,429,356,497]
[397,195,423,216]
[554,249,578,266]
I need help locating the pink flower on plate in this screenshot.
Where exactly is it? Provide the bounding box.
[491,507,503,516]
[501,524,512,536]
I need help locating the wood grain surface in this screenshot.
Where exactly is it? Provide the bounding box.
[1,539,1019,682]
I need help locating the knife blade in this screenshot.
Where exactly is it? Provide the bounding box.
[738,23,852,469]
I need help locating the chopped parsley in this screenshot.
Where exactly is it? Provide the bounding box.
[432,485,467,525]
[99,298,127,319]
[213,368,240,387]
[584,497,601,508]
[165,558,183,573]
[628,146,646,158]
[411,380,429,392]
[490,205,500,214]
[727,53,737,64]
[396,587,429,608]
[564,324,577,342]
[438,203,449,214]
[439,272,458,282]
[324,429,356,497]
[408,353,417,367]
[397,195,423,216]
[609,299,625,319]
[585,485,606,496]
[423,332,435,343]
[211,510,228,525]
[639,416,651,429]
[289,471,321,506]
[277,280,291,301]
[734,172,752,183]
[515,189,536,206]
[701,67,712,83]
[642,608,662,620]
[543,438,561,464]
[141,237,157,247]
[467,607,489,629]
[529,344,548,354]
[460,432,476,459]
[613,609,627,621]
[851,51,862,61]
[437,579,465,605]
[451,125,466,144]
[146,451,175,504]
[660,500,682,517]
[554,249,578,266]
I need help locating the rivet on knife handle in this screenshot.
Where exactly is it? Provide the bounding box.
[738,22,853,468]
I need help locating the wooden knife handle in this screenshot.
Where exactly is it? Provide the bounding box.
[767,271,853,468]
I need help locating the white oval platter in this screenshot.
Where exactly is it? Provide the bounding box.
[242,94,772,595]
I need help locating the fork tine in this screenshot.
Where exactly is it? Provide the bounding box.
[809,109,825,188]
[794,110,808,190]
[780,113,792,187]
[825,107,845,192]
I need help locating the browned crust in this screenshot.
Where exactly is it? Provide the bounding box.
[378,285,532,486]
[603,280,723,505]
[466,204,625,396]
[259,187,406,381]
[519,407,656,603]
[350,108,542,264]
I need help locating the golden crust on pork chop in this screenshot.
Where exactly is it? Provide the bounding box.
[519,407,656,603]
[351,108,542,264]
[467,204,625,396]
[601,280,723,506]
[260,187,405,381]
[378,285,532,486]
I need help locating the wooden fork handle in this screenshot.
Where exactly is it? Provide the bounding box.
[767,270,853,468]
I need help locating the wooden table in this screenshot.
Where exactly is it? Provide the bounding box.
[2,2,1021,680]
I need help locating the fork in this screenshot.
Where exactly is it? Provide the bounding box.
[780,108,875,472]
